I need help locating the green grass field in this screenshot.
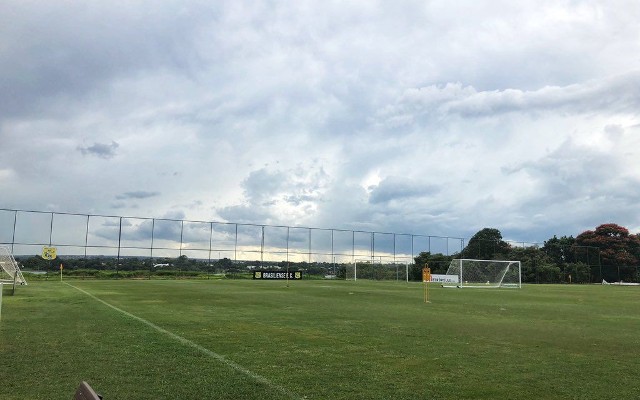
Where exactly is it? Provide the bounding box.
[1,279,639,399]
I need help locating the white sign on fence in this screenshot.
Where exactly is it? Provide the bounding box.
[430,274,459,283]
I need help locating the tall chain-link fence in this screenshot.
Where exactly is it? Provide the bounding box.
[2,208,635,283]
[0,208,463,276]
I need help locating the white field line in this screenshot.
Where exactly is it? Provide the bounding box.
[65,282,302,400]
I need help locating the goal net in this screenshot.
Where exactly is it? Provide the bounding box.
[345,261,356,281]
[0,246,27,285]
[345,259,378,281]
[442,259,521,288]
[346,259,409,282]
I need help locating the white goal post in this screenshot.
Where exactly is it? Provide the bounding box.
[442,259,521,288]
[0,246,27,287]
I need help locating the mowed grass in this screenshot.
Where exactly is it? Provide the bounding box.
[1,280,639,399]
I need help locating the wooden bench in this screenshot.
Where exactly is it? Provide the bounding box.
[74,381,102,400]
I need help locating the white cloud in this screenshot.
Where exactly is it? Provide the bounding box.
[218,162,331,225]
[380,72,640,126]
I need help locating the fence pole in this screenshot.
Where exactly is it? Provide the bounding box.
[117,217,122,275]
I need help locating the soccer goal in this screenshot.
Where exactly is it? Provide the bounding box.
[346,259,409,282]
[0,246,27,287]
[346,259,379,281]
[442,259,521,288]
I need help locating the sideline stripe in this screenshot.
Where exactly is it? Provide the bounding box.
[65,282,301,400]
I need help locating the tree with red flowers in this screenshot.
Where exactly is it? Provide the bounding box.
[575,223,640,267]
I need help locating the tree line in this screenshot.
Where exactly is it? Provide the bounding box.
[412,223,640,284]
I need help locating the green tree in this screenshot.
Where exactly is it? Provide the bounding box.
[536,264,562,283]
[174,255,190,269]
[507,245,551,283]
[542,235,576,265]
[563,262,591,283]
[216,257,234,272]
[18,256,50,270]
[461,228,511,259]
[411,252,452,281]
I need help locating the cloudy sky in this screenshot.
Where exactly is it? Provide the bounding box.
[2,0,640,244]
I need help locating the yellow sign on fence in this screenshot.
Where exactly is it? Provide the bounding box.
[42,247,57,260]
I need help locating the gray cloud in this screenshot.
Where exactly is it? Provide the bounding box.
[0,1,211,122]
[116,191,161,200]
[217,205,276,226]
[78,141,119,159]
[369,177,439,205]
